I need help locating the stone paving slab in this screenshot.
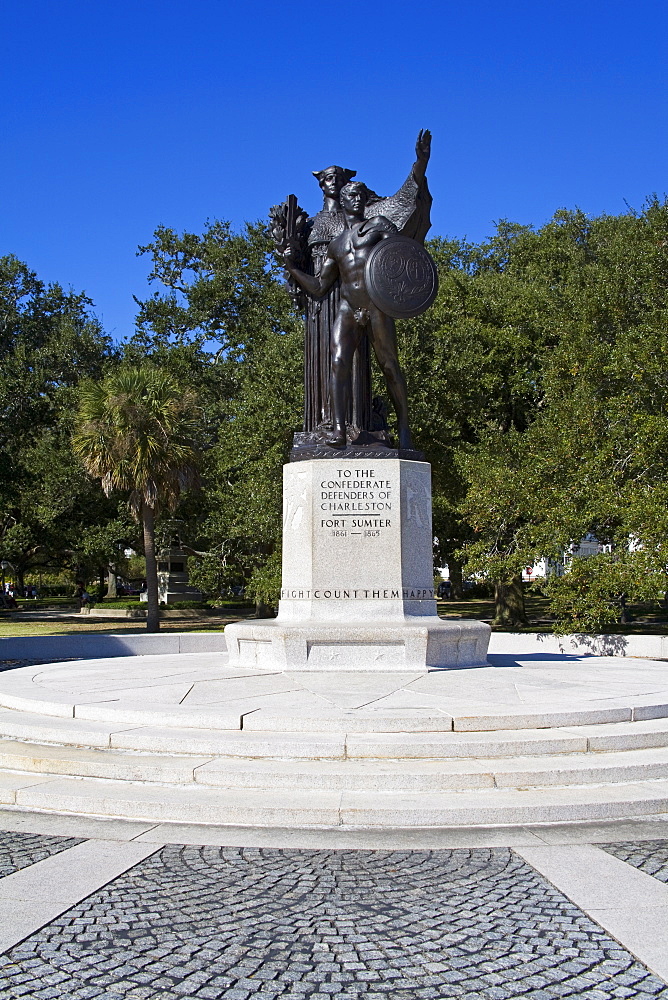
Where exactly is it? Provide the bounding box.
[0,837,160,953]
[0,829,83,878]
[601,839,668,883]
[518,844,668,983]
[0,844,666,998]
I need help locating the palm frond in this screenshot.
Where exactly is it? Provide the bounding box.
[73,366,202,520]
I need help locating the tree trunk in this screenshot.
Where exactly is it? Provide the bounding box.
[142,504,160,633]
[448,559,464,600]
[97,569,105,602]
[105,565,117,599]
[493,575,529,627]
[618,593,631,624]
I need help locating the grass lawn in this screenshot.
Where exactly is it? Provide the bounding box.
[1,595,666,637]
[0,612,254,637]
[438,594,552,630]
[12,599,78,612]
[437,594,668,634]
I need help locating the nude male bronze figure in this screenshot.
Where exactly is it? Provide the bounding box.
[284,182,413,450]
[270,132,432,456]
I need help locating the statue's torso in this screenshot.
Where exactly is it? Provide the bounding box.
[329,228,365,305]
[328,217,396,308]
[330,216,397,265]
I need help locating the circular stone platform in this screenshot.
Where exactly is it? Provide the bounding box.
[0,646,667,829]
[1,649,668,731]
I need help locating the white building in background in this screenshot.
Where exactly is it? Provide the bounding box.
[522,533,613,582]
[522,557,563,583]
[439,533,625,586]
[571,533,613,558]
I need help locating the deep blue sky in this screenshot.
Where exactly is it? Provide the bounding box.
[2,1,667,341]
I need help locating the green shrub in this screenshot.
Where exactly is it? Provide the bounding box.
[34,585,72,597]
[96,599,144,608]
[462,582,495,599]
[163,600,211,610]
[245,550,281,608]
[210,599,254,609]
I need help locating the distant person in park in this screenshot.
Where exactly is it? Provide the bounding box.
[74,581,90,609]
[284,181,413,450]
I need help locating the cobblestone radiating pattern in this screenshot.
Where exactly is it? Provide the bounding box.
[601,839,668,883]
[1,846,667,999]
[0,829,83,878]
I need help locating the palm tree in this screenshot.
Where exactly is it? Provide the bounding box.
[73,366,200,632]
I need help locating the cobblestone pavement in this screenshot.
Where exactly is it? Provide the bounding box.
[0,830,84,878]
[601,839,668,884]
[1,845,667,999]
[0,658,80,673]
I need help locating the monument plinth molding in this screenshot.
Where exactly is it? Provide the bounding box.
[224,458,490,671]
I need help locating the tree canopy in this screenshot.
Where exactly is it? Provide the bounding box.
[121,200,668,627]
[0,255,122,591]
[448,203,668,626]
[4,195,668,632]
[73,366,202,630]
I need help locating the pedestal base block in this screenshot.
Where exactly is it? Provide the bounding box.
[224,618,490,672]
[229,457,491,672]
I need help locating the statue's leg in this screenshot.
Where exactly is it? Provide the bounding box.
[369,311,413,450]
[328,303,360,448]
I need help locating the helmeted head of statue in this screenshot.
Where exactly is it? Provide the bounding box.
[313,165,356,199]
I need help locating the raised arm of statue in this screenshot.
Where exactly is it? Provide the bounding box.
[412,129,432,183]
[363,129,433,243]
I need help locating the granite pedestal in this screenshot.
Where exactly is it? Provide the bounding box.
[225,458,490,671]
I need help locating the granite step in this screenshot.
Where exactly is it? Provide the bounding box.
[344,719,668,759]
[108,724,595,758]
[4,773,668,828]
[242,702,668,733]
[0,708,142,748]
[0,736,666,792]
[0,739,213,784]
[2,709,668,759]
[194,747,668,792]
